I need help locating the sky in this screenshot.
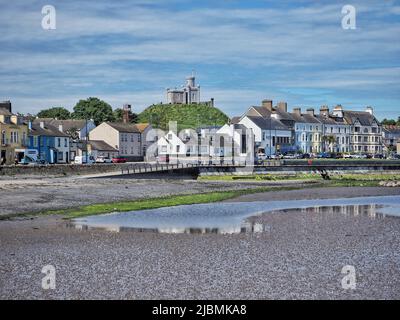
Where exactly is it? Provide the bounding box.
[0,0,399,120]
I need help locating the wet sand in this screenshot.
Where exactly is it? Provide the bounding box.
[1,186,399,299]
[227,186,400,202]
[0,176,313,217]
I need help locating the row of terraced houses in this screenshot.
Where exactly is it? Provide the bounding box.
[1,99,399,165]
[230,99,386,156]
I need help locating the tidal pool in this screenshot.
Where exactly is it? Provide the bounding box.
[71,196,400,234]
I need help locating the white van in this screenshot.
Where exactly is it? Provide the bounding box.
[74,155,96,164]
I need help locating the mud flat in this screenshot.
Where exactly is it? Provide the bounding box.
[0,187,399,299]
[0,175,310,217]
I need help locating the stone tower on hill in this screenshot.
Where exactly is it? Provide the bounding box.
[166,74,200,104]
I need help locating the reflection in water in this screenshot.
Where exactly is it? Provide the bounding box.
[70,202,391,235]
[297,204,386,219]
[70,221,270,235]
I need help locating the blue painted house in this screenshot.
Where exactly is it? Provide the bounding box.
[28,121,70,164]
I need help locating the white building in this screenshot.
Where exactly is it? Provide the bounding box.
[238,115,292,156]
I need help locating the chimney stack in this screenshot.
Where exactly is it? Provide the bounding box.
[210,98,214,107]
[320,105,329,117]
[277,101,287,113]
[40,121,45,129]
[365,106,373,115]
[58,124,63,132]
[293,107,301,116]
[122,104,131,123]
[262,99,273,111]
[0,100,11,113]
[306,108,315,117]
[332,105,344,118]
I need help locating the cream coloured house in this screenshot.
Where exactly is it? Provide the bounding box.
[89,122,151,161]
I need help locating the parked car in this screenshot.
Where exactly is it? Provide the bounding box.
[74,155,96,164]
[317,152,333,159]
[335,153,344,159]
[282,153,297,159]
[112,156,128,163]
[19,156,43,165]
[373,154,385,159]
[388,154,400,160]
[343,154,353,159]
[96,156,112,163]
[299,153,311,159]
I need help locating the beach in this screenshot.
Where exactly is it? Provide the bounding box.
[1,185,399,299]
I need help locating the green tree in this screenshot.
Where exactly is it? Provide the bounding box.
[72,97,114,125]
[37,107,71,120]
[381,118,397,126]
[322,135,336,152]
[113,108,138,123]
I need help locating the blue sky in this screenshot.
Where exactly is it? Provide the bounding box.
[0,0,399,120]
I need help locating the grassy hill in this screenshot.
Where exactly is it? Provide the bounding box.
[138,103,230,130]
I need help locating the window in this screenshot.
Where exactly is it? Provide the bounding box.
[161,146,167,153]
[168,134,172,140]
[58,138,61,147]
[131,134,134,142]
[1,130,5,144]
[58,152,63,161]
[176,145,180,152]
[64,138,68,147]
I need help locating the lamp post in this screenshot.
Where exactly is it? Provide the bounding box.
[269,116,272,158]
[85,118,88,164]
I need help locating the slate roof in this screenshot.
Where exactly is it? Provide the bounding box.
[30,122,69,137]
[105,122,141,133]
[343,111,379,126]
[273,108,296,121]
[251,106,272,118]
[315,114,340,125]
[0,108,12,116]
[35,118,91,131]
[89,140,118,151]
[290,112,321,124]
[246,116,290,131]
[230,116,241,124]
[384,126,400,134]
